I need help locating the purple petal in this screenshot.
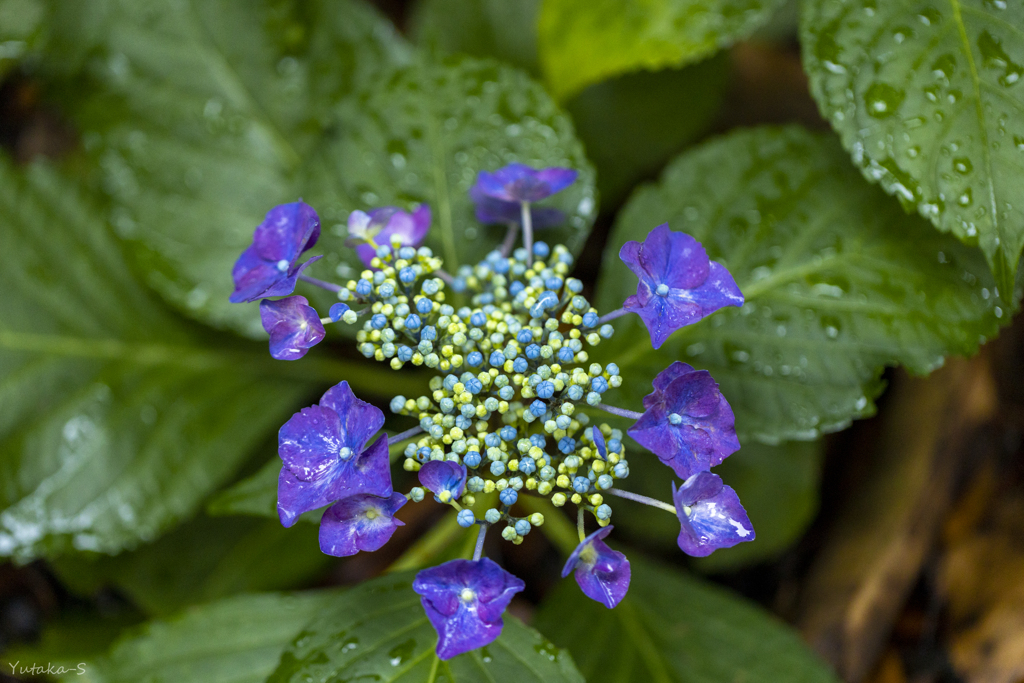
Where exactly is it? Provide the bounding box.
[329,303,350,322]
[684,260,745,315]
[473,164,577,203]
[533,167,578,196]
[278,404,345,482]
[253,201,321,262]
[470,187,566,228]
[319,381,385,453]
[318,492,407,557]
[413,558,525,660]
[673,474,755,557]
[418,461,468,501]
[229,245,296,303]
[650,361,698,398]
[260,296,326,361]
[561,526,630,609]
[354,205,432,267]
[624,292,703,350]
[591,426,607,460]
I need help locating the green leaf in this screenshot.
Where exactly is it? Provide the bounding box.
[51,515,331,616]
[801,0,1024,296]
[302,54,597,273]
[72,591,341,683]
[206,458,283,521]
[268,571,584,683]
[538,0,787,100]
[609,440,823,571]
[0,0,43,75]
[46,0,410,337]
[0,158,337,561]
[596,126,1007,443]
[534,555,839,683]
[409,0,542,74]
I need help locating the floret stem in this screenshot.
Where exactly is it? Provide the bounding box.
[606,488,677,514]
[598,308,629,324]
[521,201,534,267]
[435,269,454,284]
[298,274,343,292]
[577,508,586,543]
[472,523,489,561]
[597,403,644,421]
[390,426,424,444]
[500,221,519,257]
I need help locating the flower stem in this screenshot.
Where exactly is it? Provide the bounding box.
[390,426,424,444]
[472,523,489,561]
[598,308,629,324]
[577,508,586,543]
[500,221,519,258]
[606,488,677,514]
[298,274,342,292]
[435,269,454,285]
[597,403,644,421]
[521,201,533,267]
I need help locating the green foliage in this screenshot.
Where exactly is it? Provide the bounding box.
[537,0,787,100]
[410,0,542,74]
[301,54,597,276]
[0,0,43,75]
[534,555,840,683]
[267,572,584,683]
[597,126,1007,443]
[801,0,1024,296]
[610,440,823,571]
[206,458,284,521]
[52,515,330,616]
[69,591,338,683]
[0,159,321,561]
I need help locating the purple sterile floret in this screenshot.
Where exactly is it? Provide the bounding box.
[618,223,743,349]
[472,163,577,204]
[673,471,754,557]
[230,201,323,303]
[318,491,407,557]
[349,205,431,267]
[628,361,739,479]
[259,295,326,361]
[276,381,392,527]
[413,558,525,660]
[469,184,565,227]
[561,526,630,608]
[418,460,468,502]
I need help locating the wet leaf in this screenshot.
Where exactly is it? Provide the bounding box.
[538,0,787,100]
[301,54,597,276]
[596,126,1007,443]
[801,0,1024,296]
[266,572,584,683]
[534,555,840,683]
[0,0,43,76]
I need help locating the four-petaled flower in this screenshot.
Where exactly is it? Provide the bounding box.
[561,526,630,608]
[259,295,326,361]
[472,163,577,204]
[319,492,407,557]
[673,471,754,557]
[418,460,468,503]
[277,381,392,527]
[413,558,525,660]
[348,205,431,268]
[619,224,743,349]
[230,201,322,303]
[628,361,739,479]
[470,185,565,227]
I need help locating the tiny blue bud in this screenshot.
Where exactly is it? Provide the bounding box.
[591,376,609,393]
[471,311,487,327]
[557,347,575,363]
[536,381,555,399]
[459,403,475,418]
[529,400,547,417]
[444,375,459,391]
[567,278,583,293]
[421,326,437,341]
[378,282,396,298]
[389,396,406,413]
[587,392,601,406]
[597,474,613,490]
[467,351,483,367]
[517,329,533,344]
[399,246,417,259]
[397,345,414,362]
[567,385,584,401]
[485,433,500,447]
[484,397,499,411]
[512,357,528,373]
[485,508,501,524]
[595,504,612,520]
[410,487,426,502]
[539,465,556,481]
[533,241,550,257]
[464,451,482,468]
[467,476,485,492]
[525,344,541,359]
[457,509,476,527]
[399,267,417,284]
[465,377,483,394]
[529,434,546,448]
[607,438,622,453]
[329,303,350,322]
[356,279,373,296]
[572,476,591,493]
[371,314,388,329]
[519,457,537,474]
[455,415,472,429]
[489,351,506,367]
[405,314,422,330]
[490,460,506,476]
[439,398,455,413]
[417,447,432,462]
[599,324,614,339]
[421,279,439,296]
[509,281,525,295]
[499,488,518,506]
[559,437,576,454]
[500,426,517,441]
[415,297,432,314]
[614,463,629,478]
[451,277,467,292]
[581,311,598,328]
[376,244,392,259]
[555,415,571,430]
[514,519,531,536]
[545,276,563,290]
[606,363,620,375]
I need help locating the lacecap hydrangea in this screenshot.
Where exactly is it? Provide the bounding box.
[229,164,754,660]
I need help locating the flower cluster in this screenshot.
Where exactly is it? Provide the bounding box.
[230,164,752,660]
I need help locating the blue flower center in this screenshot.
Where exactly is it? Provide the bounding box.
[276,259,289,272]
[655,284,669,296]
[668,413,683,425]
[459,588,476,603]
[339,446,354,461]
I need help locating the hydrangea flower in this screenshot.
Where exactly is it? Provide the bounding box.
[259,295,326,361]
[472,163,577,203]
[673,472,754,557]
[561,526,630,608]
[628,361,739,479]
[230,201,322,303]
[469,185,565,227]
[277,381,392,527]
[619,224,743,349]
[418,460,468,503]
[413,558,525,660]
[348,205,431,267]
[319,492,407,557]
